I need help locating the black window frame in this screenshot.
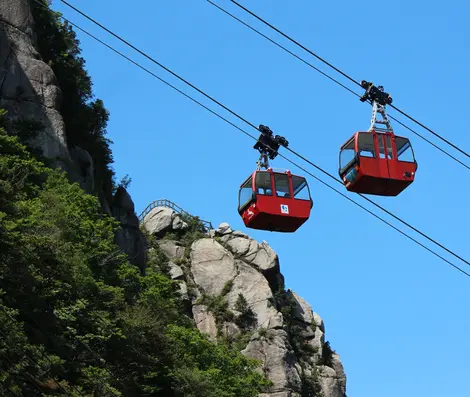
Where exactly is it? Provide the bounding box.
[255,171,274,197]
[339,137,357,175]
[238,176,254,212]
[273,172,291,198]
[291,175,311,201]
[395,136,416,164]
[357,132,376,159]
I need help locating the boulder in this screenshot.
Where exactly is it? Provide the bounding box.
[168,262,184,280]
[142,206,188,236]
[172,215,188,230]
[306,327,325,361]
[221,234,278,272]
[143,207,174,235]
[190,239,237,296]
[157,240,185,260]
[215,222,232,235]
[0,0,35,33]
[221,322,241,339]
[192,305,217,342]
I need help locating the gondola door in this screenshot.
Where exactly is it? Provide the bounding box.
[340,81,417,196]
[384,134,416,195]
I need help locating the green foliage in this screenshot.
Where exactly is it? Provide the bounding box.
[258,327,268,338]
[197,280,237,327]
[119,174,132,189]
[0,108,7,122]
[0,2,271,394]
[111,174,132,195]
[0,128,127,395]
[311,317,317,331]
[221,279,234,296]
[227,330,255,352]
[198,294,235,324]
[31,1,116,202]
[301,367,324,397]
[320,341,335,367]
[234,293,258,330]
[147,240,171,274]
[275,290,314,360]
[10,117,45,146]
[167,325,271,397]
[0,130,270,395]
[234,293,249,312]
[179,213,208,234]
[0,298,70,396]
[162,213,207,251]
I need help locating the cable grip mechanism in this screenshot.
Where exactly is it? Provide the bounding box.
[360,81,394,133]
[253,125,288,169]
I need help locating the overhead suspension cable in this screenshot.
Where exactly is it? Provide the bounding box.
[227,0,470,162]
[13,6,463,361]
[207,0,470,172]
[56,0,470,271]
[38,10,470,279]
[37,1,469,277]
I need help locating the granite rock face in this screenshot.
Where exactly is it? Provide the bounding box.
[142,206,188,237]
[3,4,346,393]
[145,216,347,397]
[0,0,70,166]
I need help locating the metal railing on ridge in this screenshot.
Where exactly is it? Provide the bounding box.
[138,199,213,230]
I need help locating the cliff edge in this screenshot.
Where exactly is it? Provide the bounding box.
[143,206,347,397]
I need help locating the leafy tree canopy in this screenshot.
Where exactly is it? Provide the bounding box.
[0,123,270,396]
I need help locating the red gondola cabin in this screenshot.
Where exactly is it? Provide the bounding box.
[339,131,417,196]
[238,169,312,232]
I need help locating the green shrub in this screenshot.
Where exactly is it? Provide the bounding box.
[234,294,258,330]
[31,1,116,202]
[320,341,335,367]
[198,294,235,324]
[301,366,324,397]
[0,128,270,396]
[221,279,234,296]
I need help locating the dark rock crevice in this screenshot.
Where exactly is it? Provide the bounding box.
[111,186,148,274]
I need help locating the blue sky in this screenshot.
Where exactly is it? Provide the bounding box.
[51,0,470,395]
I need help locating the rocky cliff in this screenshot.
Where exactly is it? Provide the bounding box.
[143,206,347,397]
[0,0,147,272]
[0,0,69,164]
[1,2,347,395]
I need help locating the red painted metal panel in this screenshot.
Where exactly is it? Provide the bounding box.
[240,170,311,232]
[339,131,417,196]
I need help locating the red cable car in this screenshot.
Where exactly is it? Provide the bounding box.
[339,82,418,196]
[238,125,313,232]
[238,169,312,232]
